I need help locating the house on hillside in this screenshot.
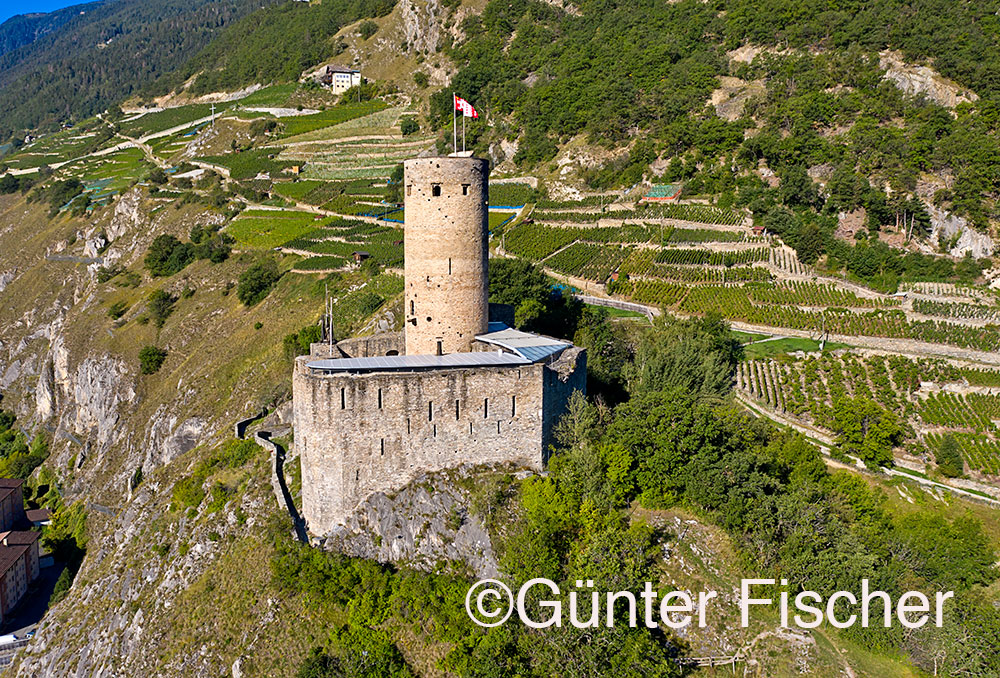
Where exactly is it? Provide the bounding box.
[320,66,362,94]
[0,531,39,623]
[0,480,41,624]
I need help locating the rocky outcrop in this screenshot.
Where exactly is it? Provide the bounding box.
[399,0,440,53]
[326,467,501,578]
[880,50,978,108]
[927,204,995,258]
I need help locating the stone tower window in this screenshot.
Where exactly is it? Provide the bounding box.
[436,340,443,356]
[483,398,489,418]
[378,388,383,409]
[432,184,441,197]
[341,388,346,410]
[455,399,460,419]
[428,401,434,421]
[380,439,385,456]
[511,395,516,417]
[462,184,470,195]
[448,258,452,275]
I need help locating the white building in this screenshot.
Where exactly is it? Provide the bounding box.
[321,66,362,94]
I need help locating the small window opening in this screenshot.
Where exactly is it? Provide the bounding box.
[436,340,443,356]
[511,395,516,417]
[380,439,385,456]
[407,418,411,434]
[497,420,501,434]
[484,398,489,419]
[455,399,460,420]
[432,184,441,197]
[462,184,470,195]
[448,258,452,275]
[378,388,383,409]
[406,185,412,196]
[428,401,433,421]
[433,424,437,438]
[341,388,346,410]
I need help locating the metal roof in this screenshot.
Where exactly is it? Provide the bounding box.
[306,351,529,373]
[475,327,569,362]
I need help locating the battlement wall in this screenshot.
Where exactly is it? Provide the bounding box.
[293,355,585,535]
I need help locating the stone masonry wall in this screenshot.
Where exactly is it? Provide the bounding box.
[295,359,554,535]
[404,157,490,355]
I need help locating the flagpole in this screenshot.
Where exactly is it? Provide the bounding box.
[462,114,466,152]
[452,92,457,155]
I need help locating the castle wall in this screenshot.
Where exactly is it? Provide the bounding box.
[404,157,489,355]
[295,359,560,535]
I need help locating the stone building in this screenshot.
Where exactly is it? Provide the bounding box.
[293,155,586,535]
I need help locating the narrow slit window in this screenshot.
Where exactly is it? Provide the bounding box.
[380,439,385,456]
[355,469,359,481]
[469,422,473,435]
[511,395,516,417]
[462,184,470,195]
[410,300,415,315]
[428,401,433,421]
[407,418,411,435]
[484,398,489,419]
[341,388,346,410]
[433,424,437,438]
[448,258,452,275]
[455,399,460,420]
[436,340,443,356]
[378,388,383,409]
[497,420,501,434]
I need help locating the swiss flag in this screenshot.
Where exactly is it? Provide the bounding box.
[454,95,479,119]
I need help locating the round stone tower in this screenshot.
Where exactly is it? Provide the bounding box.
[403,156,490,355]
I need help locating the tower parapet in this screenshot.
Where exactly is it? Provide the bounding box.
[403,157,489,356]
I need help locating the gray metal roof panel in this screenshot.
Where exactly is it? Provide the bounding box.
[306,351,530,372]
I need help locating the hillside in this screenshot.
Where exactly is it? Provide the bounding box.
[0,0,279,140]
[1,0,1000,676]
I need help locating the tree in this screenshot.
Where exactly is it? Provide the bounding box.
[147,289,175,328]
[400,117,419,136]
[237,258,281,306]
[144,234,194,277]
[358,20,378,40]
[139,345,167,375]
[831,396,901,468]
[935,434,964,477]
[514,298,545,330]
[624,315,740,398]
[488,258,550,308]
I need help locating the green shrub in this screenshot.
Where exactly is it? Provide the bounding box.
[145,234,194,277]
[139,345,167,374]
[237,258,281,306]
[359,20,378,39]
[400,117,420,136]
[107,300,130,320]
[935,433,964,478]
[147,289,176,328]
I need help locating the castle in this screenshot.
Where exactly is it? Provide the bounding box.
[292,155,586,535]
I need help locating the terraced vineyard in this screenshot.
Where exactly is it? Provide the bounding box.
[736,351,1000,476]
